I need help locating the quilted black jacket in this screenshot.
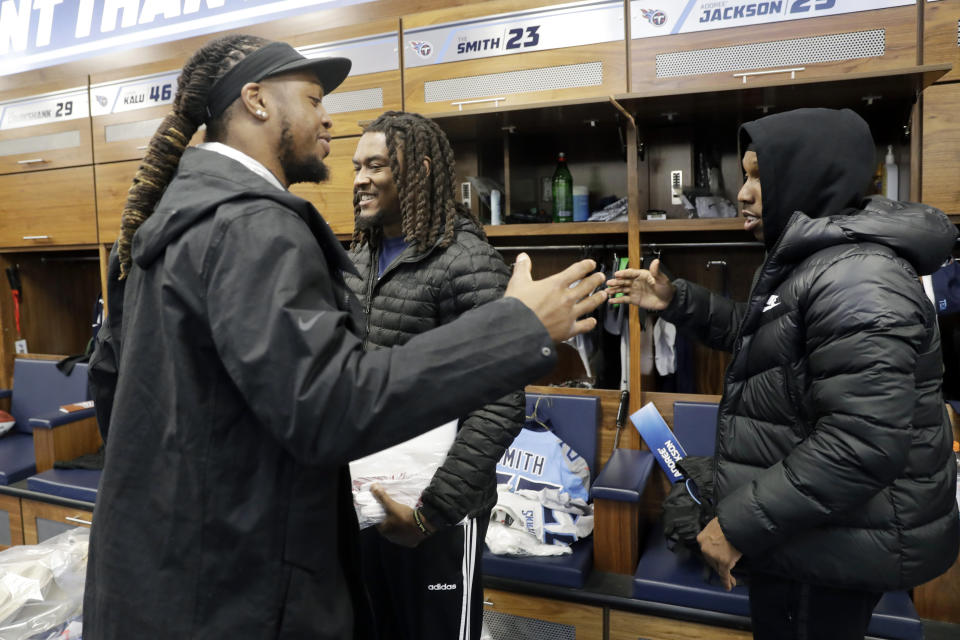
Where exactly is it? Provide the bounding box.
[663,109,959,590]
[345,217,524,527]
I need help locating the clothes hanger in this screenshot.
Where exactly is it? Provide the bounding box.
[525,396,553,429]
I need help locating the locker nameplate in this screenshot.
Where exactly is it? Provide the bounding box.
[630,0,914,39]
[404,0,624,68]
[299,33,400,76]
[91,70,180,116]
[0,86,89,131]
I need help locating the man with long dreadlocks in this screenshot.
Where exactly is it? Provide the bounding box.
[82,36,608,639]
[345,111,516,640]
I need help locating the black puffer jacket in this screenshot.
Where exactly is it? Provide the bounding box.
[345,217,524,527]
[663,108,959,591]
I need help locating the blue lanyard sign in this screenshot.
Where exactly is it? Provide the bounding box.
[1,0,373,77]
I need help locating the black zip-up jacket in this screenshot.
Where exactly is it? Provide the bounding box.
[82,148,557,639]
[663,109,959,590]
[345,218,523,527]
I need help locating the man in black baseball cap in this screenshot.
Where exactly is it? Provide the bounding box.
[83,33,608,639]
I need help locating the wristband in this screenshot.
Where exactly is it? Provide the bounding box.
[412,508,431,536]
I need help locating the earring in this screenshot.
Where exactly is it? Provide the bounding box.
[256,110,267,119]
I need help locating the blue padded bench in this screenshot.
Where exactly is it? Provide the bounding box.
[482,393,600,589]
[631,400,923,640]
[27,468,99,503]
[0,359,92,485]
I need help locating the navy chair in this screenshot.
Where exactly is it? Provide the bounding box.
[0,358,95,485]
[482,393,601,588]
[632,401,923,640]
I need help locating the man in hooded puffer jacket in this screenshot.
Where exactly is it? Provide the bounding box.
[607,108,959,639]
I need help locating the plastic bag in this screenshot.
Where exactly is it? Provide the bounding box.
[0,527,89,640]
[350,420,457,529]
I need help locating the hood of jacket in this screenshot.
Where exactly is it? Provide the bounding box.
[772,197,957,276]
[740,108,876,250]
[131,147,357,275]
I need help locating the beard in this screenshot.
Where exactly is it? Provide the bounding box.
[353,211,383,231]
[353,193,383,231]
[279,120,329,185]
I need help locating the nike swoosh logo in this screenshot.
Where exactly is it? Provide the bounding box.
[298,312,325,331]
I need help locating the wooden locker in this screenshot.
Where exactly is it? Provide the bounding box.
[629,2,919,95]
[922,82,960,214]
[403,0,627,115]
[90,60,198,165]
[923,0,960,84]
[482,588,604,638]
[0,84,92,174]
[94,161,139,245]
[0,167,97,249]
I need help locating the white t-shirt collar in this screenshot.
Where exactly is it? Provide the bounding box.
[197,142,285,191]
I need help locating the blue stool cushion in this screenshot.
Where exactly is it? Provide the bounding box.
[526,394,599,480]
[10,360,89,435]
[27,468,100,503]
[672,402,720,457]
[0,433,36,485]
[633,521,751,616]
[867,592,923,640]
[483,539,593,589]
[592,449,655,502]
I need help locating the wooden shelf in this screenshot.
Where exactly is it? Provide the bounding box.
[636,218,746,233]
[485,222,627,237]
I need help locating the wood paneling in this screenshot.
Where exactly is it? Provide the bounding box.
[923,0,960,84]
[482,588,604,637]
[485,222,628,237]
[290,135,359,235]
[593,497,640,574]
[0,117,93,175]
[914,547,960,623]
[33,416,103,473]
[630,7,918,95]
[609,609,752,640]
[20,498,92,545]
[95,160,138,244]
[0,167,97,248]
[0,493,24,549]
[404,41,627,116]
[922,82,960,214]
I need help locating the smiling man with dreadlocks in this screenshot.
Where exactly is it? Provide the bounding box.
[83,36,610,639]
[345,111,518,640]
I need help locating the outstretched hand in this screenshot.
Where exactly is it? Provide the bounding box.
[505,253,608,342]
[370,484,435,548]
[605,259,676,311]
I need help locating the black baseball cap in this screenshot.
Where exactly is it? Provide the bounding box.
[205,41,351,122]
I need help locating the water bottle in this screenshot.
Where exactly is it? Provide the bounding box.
[573,186,589,222]
[552,152,573,223]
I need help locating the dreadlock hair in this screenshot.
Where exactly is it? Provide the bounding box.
[351,111,486,252]
[116,34,271,278]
